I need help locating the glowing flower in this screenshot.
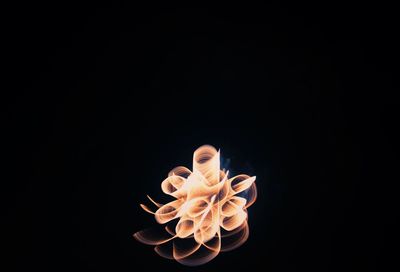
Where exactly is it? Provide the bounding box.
[134,145,257,266]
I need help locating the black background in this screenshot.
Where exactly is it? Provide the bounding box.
[5,3,399,272]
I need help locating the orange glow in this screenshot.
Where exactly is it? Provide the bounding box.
[134,145,257,266]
